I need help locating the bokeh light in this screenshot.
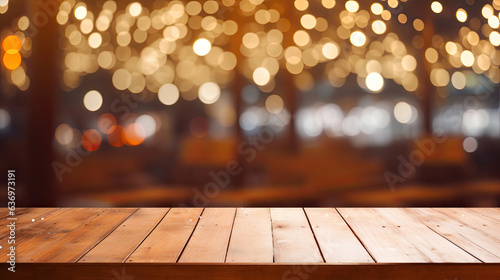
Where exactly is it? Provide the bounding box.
[265,95,284,114]
[460,50,474,67]
[2,35,21,52]
[451,72,466,90]
[431,2,443,13]
[136,115,157,138]
[371,3,383,15]
[490,31,500,46]
[365,73,384,92]
[97,113,117,134]
[198,82,221,104]
[372,20,386,35]
[462,109,489,136]
[128,2,142,17]
[193,38,211,56]
[2,35,22,70]
[456,8,467,22]
[0,108,11,130]
[81,129,102,151]
[345,1,359,13]
[322,42,339,59]
[55,124,74,145]
[158,84,180,105]
[3,51,21,70]
[253,67,271,86]
[74,5,87,20]
[394,102,415,124]
[350,31,366,47]
[463,137,478,153]
[83,90,103,112]
[124,123,146,146]
[107,125,125,147]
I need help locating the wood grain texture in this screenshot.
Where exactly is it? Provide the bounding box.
[304,208,373,263]
[1,208,106,263]
[79,208,169,263]
[178,208,236,263]
[337,208,430,263]
[439,208,500,238]
[226,208,273,263]
[373,208,480,262]
[0,208,61,261]
[404,208,500,263]
[0,207,35,219]
[465,208,500,222]
[270,208,323,263]
[127,208,204,263]
[25,208,137,262]
[0,208,60,237]
[431,208,500,256]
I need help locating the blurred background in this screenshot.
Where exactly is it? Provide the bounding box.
[0,0,499,207]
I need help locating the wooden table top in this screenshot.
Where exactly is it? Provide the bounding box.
[1,207,499,264]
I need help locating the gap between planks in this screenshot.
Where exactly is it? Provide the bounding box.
[78,208,170,263]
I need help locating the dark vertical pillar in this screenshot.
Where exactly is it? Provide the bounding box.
[282,1,299,153]
[231,71,245,187]
[228,6,246,187]
[26,0,59,205]
[419,0,435,135]
[283,72,298,152]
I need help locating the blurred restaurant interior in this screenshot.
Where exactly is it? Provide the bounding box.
[0,0,499,207]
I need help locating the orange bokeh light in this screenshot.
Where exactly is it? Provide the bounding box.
[107,125,125,147]
[124,123,146,146]
[81,129,102,151]
[97,113,117,134]
[3,50,21,70]
[2,35,21,52]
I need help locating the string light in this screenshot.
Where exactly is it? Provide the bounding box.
[365,73,384,92]
[83,90,103,112]
[253,67,271,86]
[345,1,359,13]
[193,38,211,56]
[456,9,467,22]
[431,2,443,14]
[74,5,87,20]
[2,35,22,70]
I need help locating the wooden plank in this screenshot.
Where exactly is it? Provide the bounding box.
[304,208,373,263]
[24,208,137,262]
[0,208,106,263]
[0,208,61,261]
[0,207,31,219]
[79,208,170,263]
[270,208,323,263]
[434,208,500,242]
[337,208,430,263]
[178,208,236,263]
[127,208,203,263]
[464,208,500,223]
[3,263,500,280]
[373,208,480,262]
[226,208,273,263]
[404,208,500,262]
[0,208,60,237]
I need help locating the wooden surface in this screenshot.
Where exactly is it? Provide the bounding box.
[226,208,273,263]
[1,208,499,279]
